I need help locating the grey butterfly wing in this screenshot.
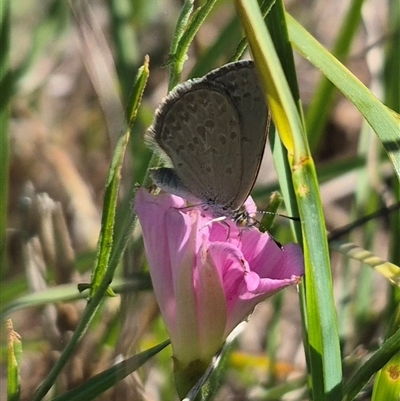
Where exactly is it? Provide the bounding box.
[146,79,244,206]
[149,167,202,204]
[205,60,269,210]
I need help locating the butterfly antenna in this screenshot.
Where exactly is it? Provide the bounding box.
[257,210,300,222]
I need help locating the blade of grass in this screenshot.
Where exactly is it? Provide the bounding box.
[235,1,343,399]
[305,0,366,151]
[235,0,304,154]
[385,0,400,282]
[145,0,218,178]
[351,120,382,327]
[31,58,149,401]
[6,319,22,401]
[263,0,301,226]
[384,0,400,114]
[330,240,400,287]
[371,305,400,400]
[50,340,170,401]
[287,13,400,179]
[328,202,400,241]
[32,127,129,401]
[88,124,130,297]
[90,57,149,296]
[0,275,152,321]
[251,154,373,199]
[71,0,125,149]
[169,0,194,59]
[343,327,400,401]
[229,0,277,63]
[189,13,242,78]
[167,0,217,90]
[0,277,28,312]
[108,0,141,104]
[371,352,400,401]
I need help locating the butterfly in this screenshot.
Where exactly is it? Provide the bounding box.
[146,60,269,226]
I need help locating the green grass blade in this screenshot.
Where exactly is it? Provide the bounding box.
[50,341,170,401]
[230,0,277,63]
[330,240,400,287]
[1,283,85,321]
[371,298,400,400]
[384,0,400,113]
[89,57,149,296]
[0,276,27,313]
[31,58,149,401]
[169,0,194,58]
[264,0,301,223]
[88,132,130,297]
[31,127,128,401]
[6,319,22,401]
[146,0,218,174]
[235,1,304,154]
[108,0,141,103]
[305,0,366,151]
[189,13,242,78]
[343,328,400,401]
[371,352,400,401]
[287,14,400,179]
[0,276,152,321]
[294,162,343,400]
[235,1,343,399]
[125,55,150,127]
[167,0,217,89]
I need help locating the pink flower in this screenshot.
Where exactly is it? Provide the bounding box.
[134,188,304,394]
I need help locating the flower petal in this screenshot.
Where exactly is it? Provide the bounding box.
[195,241,227,362]
[243,196,257,216]
[135,189,177,331]
[240,229,304,279]
[136,188,304,380]
[173,223,199,363]
[205,230,303,336]
[135,189,200,347]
